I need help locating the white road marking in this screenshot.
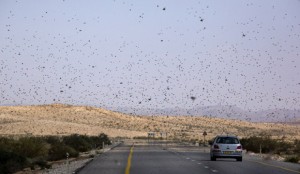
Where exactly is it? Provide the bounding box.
[211,169,218,173]
[197,162,202,165]
[204,166,209,169]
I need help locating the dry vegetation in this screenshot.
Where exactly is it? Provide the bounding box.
[0,104,299,141]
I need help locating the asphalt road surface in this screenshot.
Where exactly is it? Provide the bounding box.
[79,142,300,174]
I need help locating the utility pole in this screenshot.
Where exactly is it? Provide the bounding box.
[259,144,262,155]
[166,132,168,149]
[66,152,69,174]
[103,142,105,153]
[203,131,207,146]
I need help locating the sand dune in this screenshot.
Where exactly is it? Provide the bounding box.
[0,104,299,141]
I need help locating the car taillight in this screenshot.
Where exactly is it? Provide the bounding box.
[237,145,242,150]
[214,145,219,149]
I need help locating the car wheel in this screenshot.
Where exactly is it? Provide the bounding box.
[236,157,242,162]
[211,156,216,161]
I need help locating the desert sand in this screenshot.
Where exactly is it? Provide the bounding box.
[0,104,299,141]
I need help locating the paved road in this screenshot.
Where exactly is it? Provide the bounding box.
[79,143,300,174]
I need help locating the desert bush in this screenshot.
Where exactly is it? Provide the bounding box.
[284,156,299,163]
[89,136,104,148]
[13,137,49,159]
[241,136,293,154]
[61,133,111,152]
[0,149,27,174]
[48,143,78,161]
[63,134,92,152]
[98,133,111,146]
[36,159,51,169]
[0,137,17,152]
[43,136,61,145]
[0,133,110,173]
[63,133,111,150]
[275,140,293,155]
[241,136,278,153]
[30,158,51,170]
[294,140,300,154]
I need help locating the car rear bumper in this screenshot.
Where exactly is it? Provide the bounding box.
[211,151,242,158]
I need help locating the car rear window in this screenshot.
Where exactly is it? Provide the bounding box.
[216,137,239,144]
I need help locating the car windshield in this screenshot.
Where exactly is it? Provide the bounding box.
[216,137,239,144]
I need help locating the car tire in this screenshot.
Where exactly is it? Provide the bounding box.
[211,156,216,161]
[236,157,242,162]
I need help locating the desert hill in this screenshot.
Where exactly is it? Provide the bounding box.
[113,105,300,123]
[0,104,299,140]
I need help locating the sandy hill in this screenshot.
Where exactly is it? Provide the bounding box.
[0,104,299,140]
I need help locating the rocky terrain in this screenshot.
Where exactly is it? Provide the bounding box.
[0,104,299,141]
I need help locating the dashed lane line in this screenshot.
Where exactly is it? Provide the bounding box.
[177,154,219,173]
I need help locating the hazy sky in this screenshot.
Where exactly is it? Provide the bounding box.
[0,0,300,111]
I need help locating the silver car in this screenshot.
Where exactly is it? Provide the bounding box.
[209,135,243,161]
